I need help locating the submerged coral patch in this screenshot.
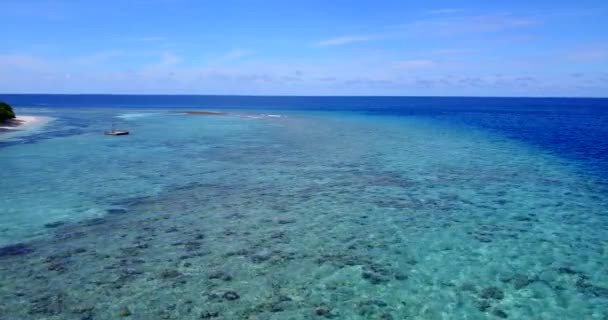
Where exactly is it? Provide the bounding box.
[0,243,34,257]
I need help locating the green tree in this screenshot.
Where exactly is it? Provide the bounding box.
[0,102,16,121]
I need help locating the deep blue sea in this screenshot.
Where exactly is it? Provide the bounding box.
[1,94,607,319]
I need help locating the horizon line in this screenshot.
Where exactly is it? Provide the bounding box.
[1,93,607,99]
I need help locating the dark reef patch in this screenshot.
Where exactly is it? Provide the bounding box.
[159,269,182,279]
[200,310,220,318]
[80,217,107,226]
[501,274,535,289]
[575,278,608,298]
[479,287,504,300]
[208,270,233,281]
[0,243,34,258]
[314,305,335,318]
[223,291,240,301]
[44,221,66,228]
[107,208,128,215]
[493,308,508,318]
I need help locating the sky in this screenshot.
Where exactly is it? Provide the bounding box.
[1,0,607,97]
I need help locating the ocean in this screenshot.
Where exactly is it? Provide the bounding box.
[0,94,607,319]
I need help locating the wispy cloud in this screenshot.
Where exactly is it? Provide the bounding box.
[429,48,475,55]
[221,49,254,61]
[141,52,181,73]
[314,35,376,47]
[73,51,125,67]
[208,49,255,65]
[428,8,463,15]
[127,36,167,42]
[404,13,540,36]
[1,42,605,96]
[0,53,53,71]
[160,52,180,66]
[468,15,538,32]
[569,45,608,61]
[317,13,539,50]
[396,59,437,69]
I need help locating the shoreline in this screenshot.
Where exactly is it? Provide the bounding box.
[0,116,53,140]
[0,115,50,132]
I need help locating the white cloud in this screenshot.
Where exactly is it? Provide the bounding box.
[123,36,167,42]
[206,49,255,65]
[469,15,538,31]
[73,51,125,67]
[220,49,254,61]
[0,54,53,71]
[428,8,463,15]
[315,35,375,47]
[430,48,474,55]
[159,52,180,66]
[138,52,181,74]
[135,36,167,42]
[404,14,539,36]
[569,45,608,61]
[1,46,606,96]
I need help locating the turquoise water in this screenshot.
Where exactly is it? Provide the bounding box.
[1,104,608,319]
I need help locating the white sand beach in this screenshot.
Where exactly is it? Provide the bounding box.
[0,115,53,140]
[0,116,51,130]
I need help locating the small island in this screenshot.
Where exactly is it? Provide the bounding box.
[0,102,50,133]
[0,102,16,121]
[0,102,21,132]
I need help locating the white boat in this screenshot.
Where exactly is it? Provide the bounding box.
[104,124,129,135]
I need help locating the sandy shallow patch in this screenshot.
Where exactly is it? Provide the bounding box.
[0,115,54,140]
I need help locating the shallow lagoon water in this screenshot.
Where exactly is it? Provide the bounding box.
[1,101,608,319]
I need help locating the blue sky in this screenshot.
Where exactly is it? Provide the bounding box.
[1,0,607,96]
